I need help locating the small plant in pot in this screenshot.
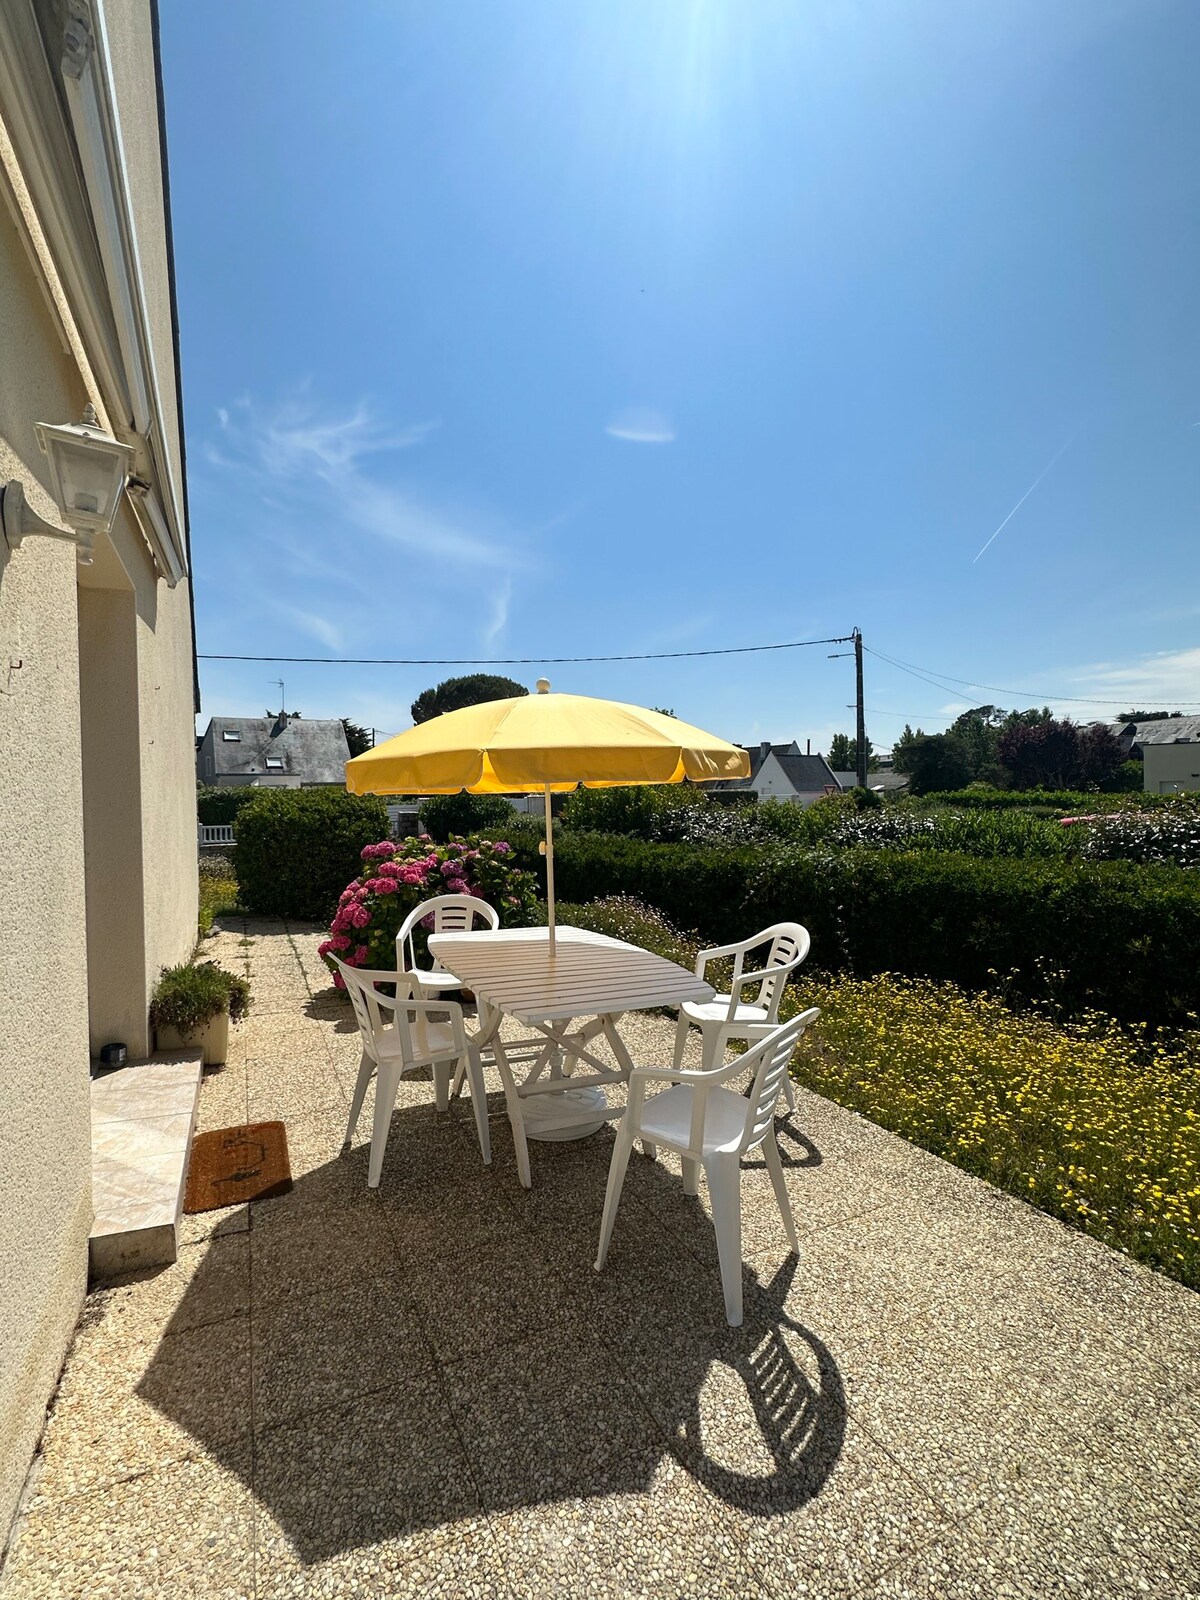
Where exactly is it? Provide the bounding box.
[150,961,251,1066]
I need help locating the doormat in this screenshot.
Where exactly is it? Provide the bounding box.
[184,1121,292,1212]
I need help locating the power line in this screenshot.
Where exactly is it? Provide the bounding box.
[197,634,856,667]
[864,645,1200,709]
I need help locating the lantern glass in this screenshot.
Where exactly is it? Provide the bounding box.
[35,407,133,538]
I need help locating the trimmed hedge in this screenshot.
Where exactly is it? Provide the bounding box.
[234,789,390,921]
[917,787,1191,814]
[420,792,517,842]
[197,785,261,827]
[530,833,1200,1027]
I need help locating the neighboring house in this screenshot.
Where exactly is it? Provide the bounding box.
[710,741,840,806]
[831,770,912,796]
[1103,718,1200,793]
[0,0,197,1537]
[196,713,352,787]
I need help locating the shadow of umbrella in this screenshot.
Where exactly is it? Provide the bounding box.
[136,1109,846,1566]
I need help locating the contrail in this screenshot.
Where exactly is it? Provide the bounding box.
[973,435,1074,563]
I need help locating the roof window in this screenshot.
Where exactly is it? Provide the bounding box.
[265,757,284,770]
[221,729,241,741]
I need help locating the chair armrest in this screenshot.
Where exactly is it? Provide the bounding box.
[350,967,415,992]
[629,1055,753,1089]
[694,939,750,972]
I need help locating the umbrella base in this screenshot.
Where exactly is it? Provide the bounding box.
[522,1085,609,1141]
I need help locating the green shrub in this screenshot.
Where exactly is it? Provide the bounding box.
[234,788,390,920]
[196,785,260,827]
[420,792,518,842]
[198,874,239,936]
[150,961,250,1035]
[538,833,1200,1026]
[551,895,700,970]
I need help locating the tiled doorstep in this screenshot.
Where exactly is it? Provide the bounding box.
[89,1052,204,1281]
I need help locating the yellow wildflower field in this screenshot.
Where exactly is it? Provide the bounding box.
[784,973,1200,1289]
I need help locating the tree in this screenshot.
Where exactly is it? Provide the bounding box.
[946,706,1006,780]
[899,733,972,796]
[410,674,527,725]
[341,719,372,757]
[1117,710,1184,723]
[995,716,1125,791]
[826,733,878,772]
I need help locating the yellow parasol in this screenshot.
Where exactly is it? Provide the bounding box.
[345,679,750,949]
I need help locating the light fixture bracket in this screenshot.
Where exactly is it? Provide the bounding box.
[1,480,95,565]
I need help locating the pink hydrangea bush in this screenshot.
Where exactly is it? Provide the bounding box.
[319,834,538,986]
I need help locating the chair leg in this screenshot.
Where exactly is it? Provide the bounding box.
[451,1058,467,1098]
[463,1047,492,1166]
[432,1059,452,1114]
[672,1012,690,1072]
[762,1131,799,1251]
[367,1061,402,1188]
[779,1074,796,1114]
[491,1036,532,1188]
[595,1124,636,1271]
[343,1049,375,1150]
[681,1157,701,1196]
[705,1153,745,1327]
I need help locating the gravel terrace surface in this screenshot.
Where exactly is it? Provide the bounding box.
[3,918,1198,1599]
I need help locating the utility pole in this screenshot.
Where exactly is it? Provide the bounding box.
[854,629,867,790]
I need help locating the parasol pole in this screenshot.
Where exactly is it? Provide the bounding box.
[543,782,556,954]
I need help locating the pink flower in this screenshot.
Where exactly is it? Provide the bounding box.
[349,904,371,929]
[374,878,398,894]
[377,862,402,879]
[332,970,346,990]
[354,945,370,964]
[494,842,511,854]
[318,939,333,958]
[330,934,351,952]
[418,833,432,843]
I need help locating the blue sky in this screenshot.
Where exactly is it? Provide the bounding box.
[162,0,1200,754]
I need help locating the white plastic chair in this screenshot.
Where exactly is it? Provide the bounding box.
[673,922,811,1113]
[331,956,492,1186]
[595,1009,819,1326]
[395,894,499,997]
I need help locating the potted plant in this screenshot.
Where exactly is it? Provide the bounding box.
[150,961,251,1066]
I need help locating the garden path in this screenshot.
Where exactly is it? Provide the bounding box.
[2,919,1197,1598]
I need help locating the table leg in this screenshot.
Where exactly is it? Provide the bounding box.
[599,1014,657,1160]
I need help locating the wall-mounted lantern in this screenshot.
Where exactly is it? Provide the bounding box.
[1,404,133,569]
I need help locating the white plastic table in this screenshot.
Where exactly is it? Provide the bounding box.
[427,924,715,1188]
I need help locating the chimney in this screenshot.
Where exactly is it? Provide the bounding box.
[273,709,288,736]
[760,741,771,758]
[806,739,811,755]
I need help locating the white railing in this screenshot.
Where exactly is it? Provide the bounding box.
[198,823,235,847]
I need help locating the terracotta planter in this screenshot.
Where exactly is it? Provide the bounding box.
[157,1008,230,1067]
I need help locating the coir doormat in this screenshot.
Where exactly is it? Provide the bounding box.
[185,1121,293,1212]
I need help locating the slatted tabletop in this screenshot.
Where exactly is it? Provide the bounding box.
[427,925,714,1023]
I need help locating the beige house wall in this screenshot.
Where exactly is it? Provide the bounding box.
[1143,744,1200,794]
[0,200,95,1544]
[0,0,197,1537]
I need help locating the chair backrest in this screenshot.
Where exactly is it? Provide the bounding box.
[396,893,499,972]
[330,957,416,1064]
[733,922,811,1020]
[739,1008,820,1153]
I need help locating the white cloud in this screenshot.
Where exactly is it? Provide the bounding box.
[482,575,513,646]
[271,602,342,652]
[605,406,676,444]
[1064,646,1200,715]
[204,389,517,574]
